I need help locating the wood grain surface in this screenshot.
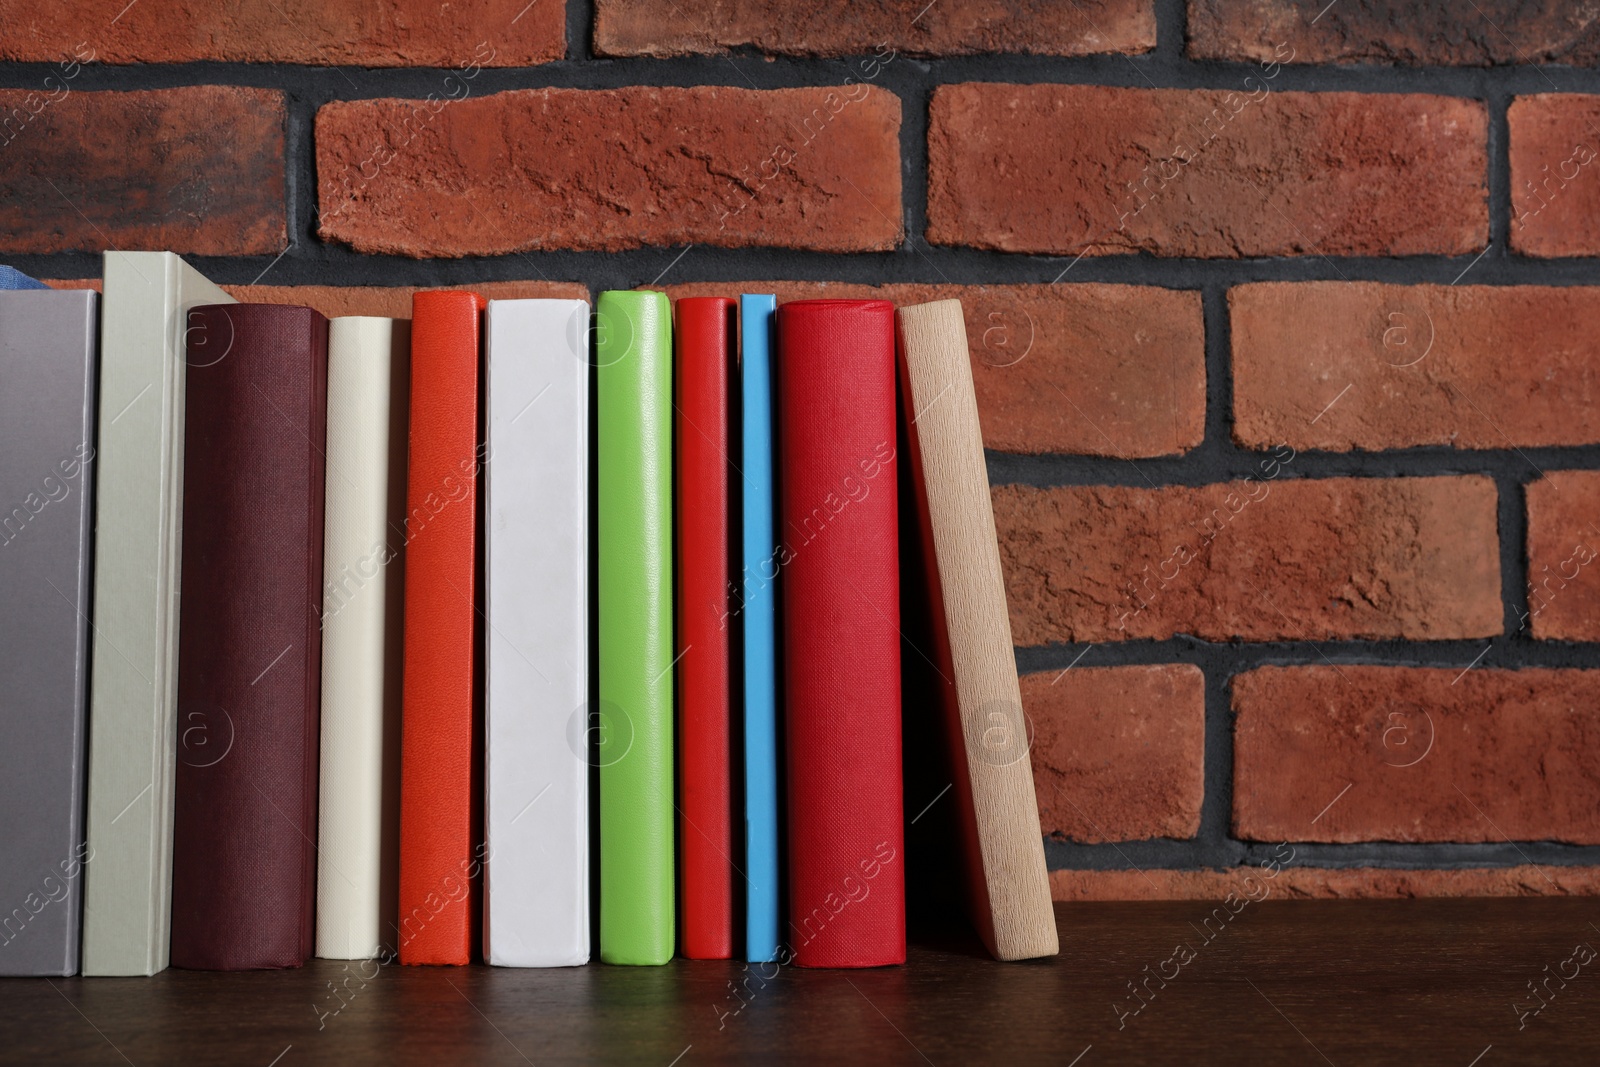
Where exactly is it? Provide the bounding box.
[9,899,1600,1064]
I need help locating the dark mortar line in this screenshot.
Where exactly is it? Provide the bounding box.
[1198,649,1235,861]
[17,50,1600,96]
[1045,838,1600,871]
[568,0,595,63]
[1152,0,1187,63]
[22,247,1600,289]
[987,445,1600,491]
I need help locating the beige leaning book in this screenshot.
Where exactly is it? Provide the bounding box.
[82,253,234,975]
[897,298,1057,961]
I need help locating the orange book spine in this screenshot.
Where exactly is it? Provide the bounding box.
[397,290,485,964]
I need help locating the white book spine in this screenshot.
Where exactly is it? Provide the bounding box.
[484,298,590,966]
[82,253,233,976]
[316,316,408,960]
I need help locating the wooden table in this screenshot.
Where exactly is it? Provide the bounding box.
[10,899,1599,1064]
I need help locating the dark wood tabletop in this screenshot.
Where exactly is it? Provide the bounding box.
[9,898,1600,1065]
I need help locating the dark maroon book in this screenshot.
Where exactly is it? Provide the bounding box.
[170,304,329,970]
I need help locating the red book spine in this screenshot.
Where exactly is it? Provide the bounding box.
[398,290,485,965]
[777,300,904,968]
[676,296,735,959]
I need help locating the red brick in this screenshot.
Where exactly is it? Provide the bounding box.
[0,87,285,256]
[1525,472,1600,641]
[1051,865,1600,901]
[316,87,902,257]
[0,1,563,66]
[1188,0,1600,66]
[994,476,1501,645]
[594,0,1153,57]
[1023,665,1204,843]
[926,84,1486,258]
[1234,667,1600,844]
[662,281,1203,456]
[1232,283,1600,451]
[1509,95,1600,257]
[223,281,588,320]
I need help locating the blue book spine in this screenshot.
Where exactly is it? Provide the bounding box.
[740,294,780,963]
[0,266,49,291]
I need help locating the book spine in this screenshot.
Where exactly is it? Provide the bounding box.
[398,291,486,965]
[739,293,781,964]
[675,296,735,960]
[170,303,328,970]
[0,290,98,976]
[896,299,1058,962]
[778,299,905,968]
[83,254,232,976]
[316,317,408,960]
[597,289,676,966]
[484,298,591,967]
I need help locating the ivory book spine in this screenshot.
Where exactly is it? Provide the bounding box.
[316,316,409,960]
[82,253,232,977]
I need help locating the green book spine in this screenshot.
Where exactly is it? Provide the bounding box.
[596,290,676,965]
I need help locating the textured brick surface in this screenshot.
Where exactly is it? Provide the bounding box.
[926,84,1487,257]
[316,86,903,257]
[0,87,285,256]
[224,281,588,320]
[663,281,1203,456]
[1051,865,1600,900]
[1525,472,1600,641]
[0,1,563,66]
[595,0,1154,57]
[1509,95,1600,257]
[1188,1,1600,66]
[1022,666,1204,843]
[994,477,1501,645]
[1232,283,1600,450]
[1234,667,1600,844]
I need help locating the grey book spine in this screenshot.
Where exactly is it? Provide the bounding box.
[0,289,99,976]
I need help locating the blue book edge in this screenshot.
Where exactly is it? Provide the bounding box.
[739,294,780,964]
[0,266,50,291]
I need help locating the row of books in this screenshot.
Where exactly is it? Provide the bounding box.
[0,255,1055,976]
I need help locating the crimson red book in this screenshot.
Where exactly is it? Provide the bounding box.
[675,296,736,959]
[776,299,905,968]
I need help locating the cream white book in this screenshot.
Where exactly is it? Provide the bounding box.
[484,297,590,967]
[316,316,409,960]
[81,253,234,976]
[898,298,1058,961]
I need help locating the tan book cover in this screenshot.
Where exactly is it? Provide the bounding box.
[898,298,1058,961]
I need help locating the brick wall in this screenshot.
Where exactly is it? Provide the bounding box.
[5,0,1600,900]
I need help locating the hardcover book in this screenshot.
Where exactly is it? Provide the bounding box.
[170,304,329,970]
[676,296,735,960]
[398,290,486,965]
[596,289,676,966]
[777,299,905,969]
[82,253,233,976]
[739,293,781,965]
[483,297,591,967]
[897,299,1057,961]
[316,316,409,960]
[0,289,98,977]
[0,265,48,290]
